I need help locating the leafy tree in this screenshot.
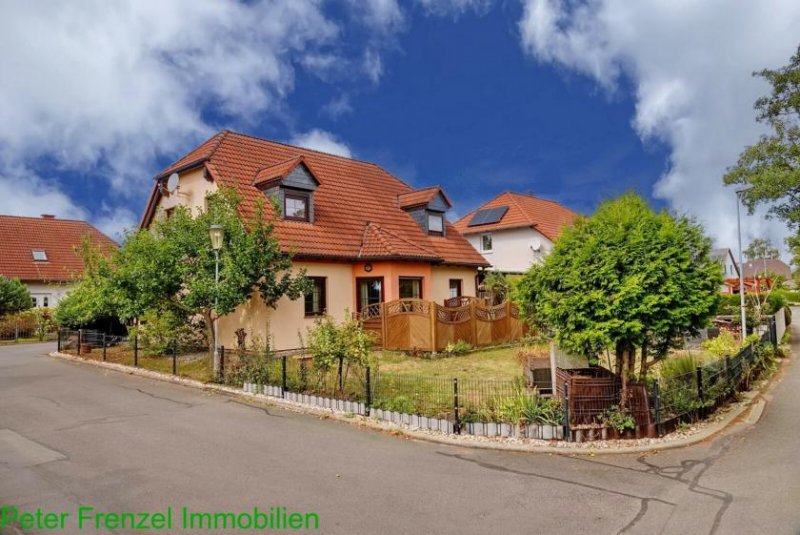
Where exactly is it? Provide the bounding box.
[481,270,510,304]
[515,194,721,406]
[111,189,309,374]
[744,238,780,260]
[306,313,373,391]
[723,45,800,262]
[0,276,32,316]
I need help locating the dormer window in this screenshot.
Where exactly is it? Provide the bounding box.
[32,250,47,261]
[284,191,309,221]
[398,186,453,237]
[253,156,319,224]
[427,213,444,236]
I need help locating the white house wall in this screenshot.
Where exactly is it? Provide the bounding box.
[25,282,73,308]
[466,227,553,274]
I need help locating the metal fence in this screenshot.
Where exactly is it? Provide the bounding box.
[58,313,782,440]
[58,329,211,379]
[0,317,57,343]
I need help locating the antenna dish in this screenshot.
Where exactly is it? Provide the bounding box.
[531,238,542,252]
[166,173,180,193]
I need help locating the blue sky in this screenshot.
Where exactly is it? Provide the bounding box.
[1,1,798,251]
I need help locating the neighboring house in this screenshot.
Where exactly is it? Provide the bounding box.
[711,248,740,294]
[741,258,792,280]
[452,191,578,274]
[140,130,488,352]
[0,214,118,308]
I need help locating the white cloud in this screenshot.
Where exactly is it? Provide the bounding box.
[519,0,800,257]
[351,0,405,32]
[0,165,87,221]
[363,49,385,84]
[290,129,353,158]
[416,0,493,18]
[0,0,347,232]
[321,94,354,119]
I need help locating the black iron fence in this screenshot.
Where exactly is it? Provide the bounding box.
[0,318,57,343]
[58,314,782,440]
[58,329,212,380]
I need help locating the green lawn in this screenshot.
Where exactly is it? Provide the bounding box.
[376,345,524,381]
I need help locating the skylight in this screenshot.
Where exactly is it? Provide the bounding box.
[32,250,47,261]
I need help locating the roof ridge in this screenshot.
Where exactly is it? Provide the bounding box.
[510,190,579,214]
[377,224,438,256]
[505,191,535,227]
[224,129,382,167]
[0,214,92,224]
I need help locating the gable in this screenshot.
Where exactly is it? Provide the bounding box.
[283,163,318,191]
[428,192,450,213]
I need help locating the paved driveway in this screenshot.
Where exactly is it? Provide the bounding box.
[2,319,799,534]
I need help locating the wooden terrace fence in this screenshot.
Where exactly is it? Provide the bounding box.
[358,297,526,352]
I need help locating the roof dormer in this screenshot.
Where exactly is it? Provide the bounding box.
[398,186,452,236]
[253,156,320,223]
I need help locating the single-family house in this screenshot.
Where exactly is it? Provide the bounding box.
[711,248,740,294]
[741,258,792,280]
[452,191,578,275]
[0,214,118,308]
[140,130,489,352]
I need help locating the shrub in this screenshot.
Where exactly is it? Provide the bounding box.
[765,292,787,315]
[306,313,373,392]
[0,309,48,338]
[600,406,636,431]
[129,309,205,355]
[701,331,740,358]
[444,340,472,355]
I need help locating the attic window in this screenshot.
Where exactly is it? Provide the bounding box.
[284,192,309,221]
[32,250,47,261]
[427,213,444,235]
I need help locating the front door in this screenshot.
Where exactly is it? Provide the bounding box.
[356,277,384,312]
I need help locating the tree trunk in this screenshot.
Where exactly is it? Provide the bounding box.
[639,341,649,381]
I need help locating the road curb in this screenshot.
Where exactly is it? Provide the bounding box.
[47,350,788,456]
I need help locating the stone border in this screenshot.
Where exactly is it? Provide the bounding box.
[48,350,788,455]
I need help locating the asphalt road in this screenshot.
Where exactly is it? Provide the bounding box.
[2,319,799,535]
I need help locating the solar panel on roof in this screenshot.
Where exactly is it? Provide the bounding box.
[467,206,508,227]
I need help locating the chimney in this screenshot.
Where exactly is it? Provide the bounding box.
[41,214,55,219]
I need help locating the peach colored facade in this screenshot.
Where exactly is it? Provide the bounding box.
[151,169,480,352]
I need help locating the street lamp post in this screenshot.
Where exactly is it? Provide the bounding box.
[735,185,753,341]
[209,224,224,380]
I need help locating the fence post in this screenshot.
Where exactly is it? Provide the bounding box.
[57,329,61,352]
[102,334,107,362]
[220,346,225,381]
[337,355,344,392]
[281,355,287,398]
[133,333,138,367]
[652,380,662,437]
[562,383,571,442]
[770,315,778,350]
[453,378,461,434]
[365,366,372,416]
[77,329,82,356]
[429,302,437,352]
[14,321,19,343]
[696,366,705,415]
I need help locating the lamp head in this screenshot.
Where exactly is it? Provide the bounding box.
[209,225,224,251]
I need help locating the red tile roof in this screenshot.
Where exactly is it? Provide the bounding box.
[397,186,452,210]
[143,131,487,267]
[0,215,118,282]
[453,191,579,241]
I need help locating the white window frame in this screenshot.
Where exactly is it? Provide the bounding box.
[480,233,493,252]
[32,250,47,261]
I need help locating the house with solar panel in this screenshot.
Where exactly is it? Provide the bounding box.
[453,192,578,275]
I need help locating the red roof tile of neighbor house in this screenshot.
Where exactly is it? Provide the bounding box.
[142,131,488,267]
[453,191,579,241]
[0,215,117,282]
